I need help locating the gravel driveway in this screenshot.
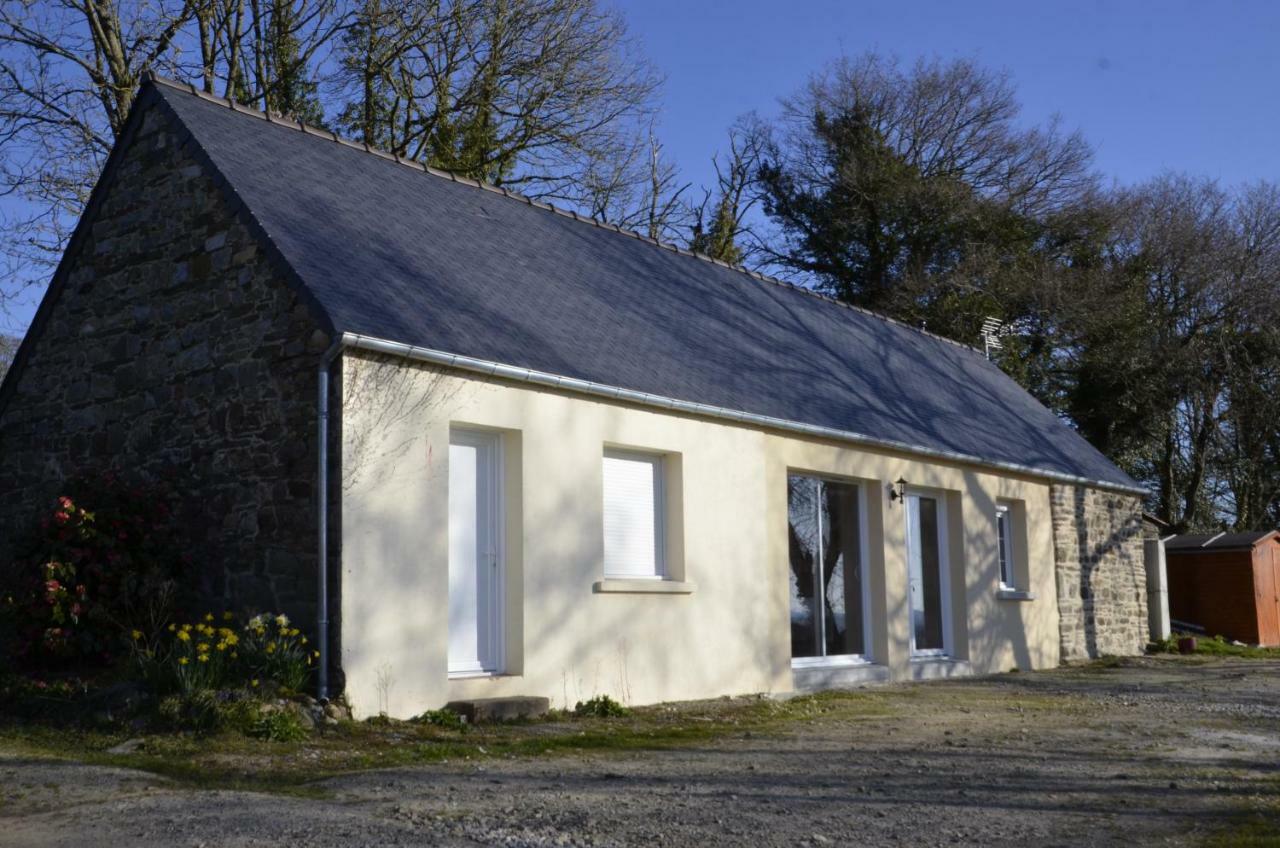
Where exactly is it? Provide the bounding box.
[3,656,1278,847]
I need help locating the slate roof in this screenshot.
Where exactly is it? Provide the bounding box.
[1165,531,1279,553]
[5,77,1143,492]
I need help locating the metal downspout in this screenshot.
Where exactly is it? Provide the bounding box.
[316,338,345,701]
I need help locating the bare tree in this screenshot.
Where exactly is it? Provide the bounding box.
[0,0,196,305]
[580,127,689,241]
[689,115,768,265]
[332,0,660,202]
[0,331,17,378]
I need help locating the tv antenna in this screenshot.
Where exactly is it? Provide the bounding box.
[981,317,1005,360]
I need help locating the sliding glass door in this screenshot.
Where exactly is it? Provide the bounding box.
[787,474,868,662]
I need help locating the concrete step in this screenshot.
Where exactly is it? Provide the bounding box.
[444,696,551,723]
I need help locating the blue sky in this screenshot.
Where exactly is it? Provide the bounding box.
[4,1,1277,336]
[623,0,1279,194]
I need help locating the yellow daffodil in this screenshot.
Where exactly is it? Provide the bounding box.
[176,630,190,642]
[226,633,239,646]
[204,613,214,622]
[197,642,209,652]
[300,637,307,645]
[167,623,176,632]
[251,679,259,687]
[216,641,227,651]
[198,654,209,662]
[181,624,192,632]
[222,611,234,621]
[178,657,189,665]
[276,614,289,628]
[130,629,143,640]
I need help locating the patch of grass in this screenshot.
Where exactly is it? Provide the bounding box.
[1202,773,1280,847]
[1193,637,1280,660]
[412,708,467,730]
[1205,815,1280,848]
[0,689,901,794]
[1151,634,1280,660]
[573,695,630,718]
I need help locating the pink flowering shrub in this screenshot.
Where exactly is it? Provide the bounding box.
[1,474,192,670]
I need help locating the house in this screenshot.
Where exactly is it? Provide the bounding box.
[1165,531,1280,646]
[0,76,1150,718]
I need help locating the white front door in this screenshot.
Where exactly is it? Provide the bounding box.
[448,429,503,676]
[905,492,950,657]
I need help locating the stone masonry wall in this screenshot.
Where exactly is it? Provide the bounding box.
[0,101,326,624]
[1051,484,1148,660]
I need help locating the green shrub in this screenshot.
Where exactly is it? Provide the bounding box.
[158,690,224,733]
[157,689,265,734]
[249,709,308,742]
[1,474,191,670]
[573,695,630,718]
[414,708,466,730]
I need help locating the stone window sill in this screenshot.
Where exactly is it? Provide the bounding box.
[997,589,1037,602]
[593,579,695,595]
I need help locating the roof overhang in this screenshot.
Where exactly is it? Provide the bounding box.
[329,331,1149,496]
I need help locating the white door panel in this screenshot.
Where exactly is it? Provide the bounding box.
[448,430,502,676]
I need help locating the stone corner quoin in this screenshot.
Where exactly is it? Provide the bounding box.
[1050,483,1149,661]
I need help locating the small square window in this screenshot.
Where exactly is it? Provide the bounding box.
[602,450,665,579]
[996,504,1016,589]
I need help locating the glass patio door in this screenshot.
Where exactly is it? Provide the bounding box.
[787,474,867,662]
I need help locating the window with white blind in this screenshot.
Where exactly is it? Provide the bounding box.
[602,449,665,580]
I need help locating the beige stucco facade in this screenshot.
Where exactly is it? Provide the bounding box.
[338,351,1064,719]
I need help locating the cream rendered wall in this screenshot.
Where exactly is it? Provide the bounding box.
[339,352,1061,718]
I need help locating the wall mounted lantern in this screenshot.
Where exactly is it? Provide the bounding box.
[889,477,909,505]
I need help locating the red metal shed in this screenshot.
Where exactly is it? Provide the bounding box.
[1165,531,1280,646]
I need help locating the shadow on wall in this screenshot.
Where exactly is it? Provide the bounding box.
[961,478,1035,673]
[336,365,786,716]
[1068,485,1145,659]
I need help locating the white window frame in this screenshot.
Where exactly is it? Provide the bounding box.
[602,448,667,580]
[996,503,1016,591]
[905,489,952,659]
[789,474,874,668]
[447,427,506,679]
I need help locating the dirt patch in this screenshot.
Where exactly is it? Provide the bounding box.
[3,657,1279,847]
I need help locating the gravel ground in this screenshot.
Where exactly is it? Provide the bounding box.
[3,656,1278,847]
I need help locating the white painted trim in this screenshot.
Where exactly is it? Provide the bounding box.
[447,427,505,679]
[905,489,953,659]
[786,473,874,664]
[996,503,1016,591]
[330,332,1147,496]
[791,654,873,670]
[593,579,695,594]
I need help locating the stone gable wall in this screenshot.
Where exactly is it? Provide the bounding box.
[0,102,325,623]
[1051,484,1148,659]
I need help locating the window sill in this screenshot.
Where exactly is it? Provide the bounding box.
[448,670,505,680]
[997,589,1037,602]
[593,579,695,595]
[791,654,873,669]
